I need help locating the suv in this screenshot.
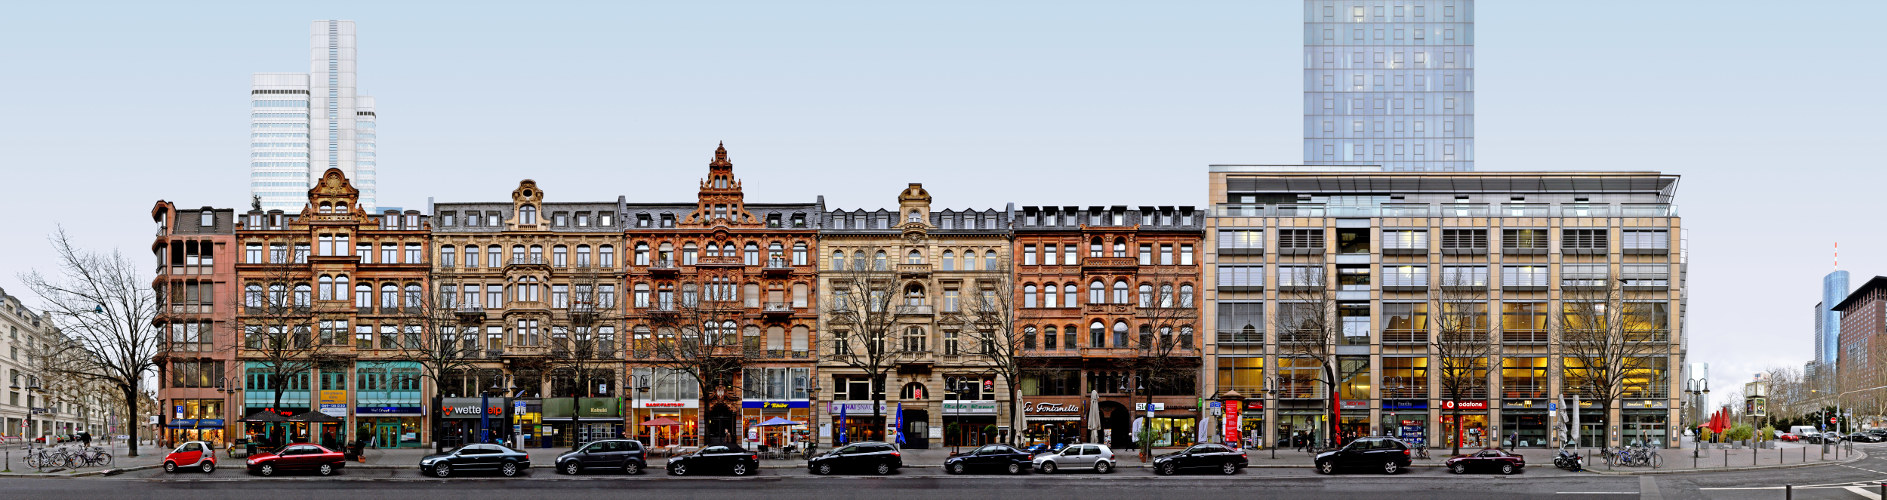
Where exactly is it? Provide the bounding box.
[808,441,903,475]
[555,439,647,475]
[1315,436,1413,475]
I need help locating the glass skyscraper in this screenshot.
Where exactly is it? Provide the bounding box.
[1818,270,1850,369]
[251,20,378,212]
[1304,1,1473,171]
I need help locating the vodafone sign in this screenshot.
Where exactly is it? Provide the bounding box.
[1438,400,1488,410]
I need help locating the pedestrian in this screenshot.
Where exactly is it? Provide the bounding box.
[80,432,92,448]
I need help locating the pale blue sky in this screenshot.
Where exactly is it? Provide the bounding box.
[1,1,1877,409]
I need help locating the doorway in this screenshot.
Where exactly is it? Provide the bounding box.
[1100,401,1132,449]
[901,410,930,449]
[706,405,737,446]
[374,423,400,449]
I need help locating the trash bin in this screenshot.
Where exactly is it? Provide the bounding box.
[245,441,257,457]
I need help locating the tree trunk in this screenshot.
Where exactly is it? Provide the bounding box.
[1449,401,1460,456]
[1008,386,1023,447]
[121,385,140,457]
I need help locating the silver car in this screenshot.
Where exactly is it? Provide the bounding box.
[1031,444,1116,473]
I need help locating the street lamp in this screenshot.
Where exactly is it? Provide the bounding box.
[23,382,42,447]
[1682,378,1708,445]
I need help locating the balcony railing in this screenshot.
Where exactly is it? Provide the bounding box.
[1381,331,1426,344]
[762,302,795,316]
[698,255,744,267]
[895,304,933,316]
[1215,330,1264,345]
[1502,331,1548,344]
[648,259,678,273]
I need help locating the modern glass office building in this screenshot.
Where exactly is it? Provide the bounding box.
[251,20,379,212]
[1304,1,1473,172]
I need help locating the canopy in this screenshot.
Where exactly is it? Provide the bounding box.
[755,417,802,427]
[642,417,683,427]
[288,411,343,424]
[242,410,289,423]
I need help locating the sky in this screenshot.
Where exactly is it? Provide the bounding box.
[1,0,1879,411]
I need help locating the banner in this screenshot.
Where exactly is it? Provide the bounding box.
[1223,401,1242,446]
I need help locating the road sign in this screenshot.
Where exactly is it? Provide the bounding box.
[1549,403,1558,412]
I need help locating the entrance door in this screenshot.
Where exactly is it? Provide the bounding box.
[374,423,400,448]
[705,405,737,446]
[902,410,930,449]
[1100,401,1132,449]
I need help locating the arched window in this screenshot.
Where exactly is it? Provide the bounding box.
[1113,280,1130,304]
[963,251,977,271]
[793,243,808,266]
[1024,326,1038,351]
[245,284,264,308]
[852,250,867,270]
[704,241,719,257]
[1137,283,1154,307]
[529,245,544,263]
[940,250,955,270]
[905,283,925,306]
[1113,238,1127,258]
[511,245,526,265]
[355,283,371,309]
[1179,326,1195,349]
[901,382,928,399]
[1042,325,1057,350]
[1064,282,1078,308]
[906,250,922,264]
[873,251,887,270]
[318,275,335,301]
[722,243,737,260]
[1090,237,1104,257]
[576,245,593,267]
[1089,281,1105,304]
[657,242,674,266]
[519,205,537,225]
[634,243,650,266]
[683,242,699,265]
[381,284,398,309]
[464,245,479,268]
[983,250,998,270]
[405,284,423,308]
[908,210,922,223]
[599,245,614,268]
[1023,284,1037,308]
[1044,284,1059,308]
[1139,324,1154,349]
[1159,284,1174,307]
[552,245,568,267]
[1113,321,1129,348]
[744,243,761,265]
[1089,321,1105,348]
[1179,284,1195,308]
[440,245,456,267]
[769,242,785,264]
[335,275,349,301]
[831,251,846,270]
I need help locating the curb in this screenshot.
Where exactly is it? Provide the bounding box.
[0,463,159,478]
[1582,449,1868,476]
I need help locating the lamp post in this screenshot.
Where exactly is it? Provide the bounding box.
[480,383,500,444]
[1120,375,1150,463]
[1682,378,1708,447]
[23,382,42,447]
[629,375,648,446]
[806,383,820,451]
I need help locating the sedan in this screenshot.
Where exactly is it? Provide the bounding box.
[1445,448,1526,475]
[1848,432,1883,443]
[419,443,532,478]
[1032,443,1116,474]
[807,441,902,475]
[556,439,647,475]
[163,440,216,474]
[944,444,1033,475]
[666,445,759,476]
[246,443,346,476]
[1314,436,1413,475]
[1778,433,1801,442]
[1152,443,1248,475]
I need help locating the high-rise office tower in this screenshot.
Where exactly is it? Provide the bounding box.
[1304,1,1473,171]
[251,20,377,212]
[1818,270,1850,369]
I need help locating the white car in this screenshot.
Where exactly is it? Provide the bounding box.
[1031,443,1116,474]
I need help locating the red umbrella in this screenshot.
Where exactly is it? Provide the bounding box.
[641,417,683,427]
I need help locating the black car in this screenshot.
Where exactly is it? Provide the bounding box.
[944,444,1033,475]
[1314,436,1412,475]
[1847,432,1883,443]
[556,439,648,475]
[808,441,903,475]
[1151,443,1248,475]
[419,443,532,478]
[666,445,759,476]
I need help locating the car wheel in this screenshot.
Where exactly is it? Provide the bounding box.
[625,461,642,475]
[816,463,833,475]
[1501,464,1515,475]
[950,462,966,475]
[1383,461,1400,475]
[564,461,581,475]
[1222,462,1238,475]
[201,461,215,474]
[672,463,688,476]
[259,464,275,477]
[319,464,335,476]
[1159,462,1177,476]
[1450,463,1464,474]
[732,462,750,476]
[1095,461,1112,474]
[434,463,451,478]
[164,462,176,473]
[1317,461,1334,475]
[501,462,519,477]
[875,462,892,475]
[1042,461,1057,474]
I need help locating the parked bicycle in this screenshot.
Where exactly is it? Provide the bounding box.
[69,446,113,468]
[23,445,70,471]
[1402,439,1430,459]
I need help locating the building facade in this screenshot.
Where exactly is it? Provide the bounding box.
[1203,167,1684,449]
[622,144,821,447]
[252,20,379,212]
[815,184,1015,449]
[1305,0,1473,172]
[1013,204,1204,450]
[234,169,428,449]
[1819,270,1851,376]
[2,290,112,441]
[1833,276,1887,416]
[152,202,241,447]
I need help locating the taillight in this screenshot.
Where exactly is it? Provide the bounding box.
[752,454,759,461]
[1403,449,1411,456]
[892,451,901,457]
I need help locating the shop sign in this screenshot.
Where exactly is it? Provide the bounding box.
[1502,399,1545,409]
[355,405,423,415]
[1245,401,1264,410]
[1383,400,1427,410]
[828,402,886,414]
[1437,400,1487,410]
[741,400,811,410]
[1628,400,1670,410]
[319,390,349,418]
[1341,400,1368,409]
[943,400,998,415]
[637,400,698,409]
[1131,402,1164,412]
[1028,401,1083,413]
[166,419,226,428]
[441,398,507,419]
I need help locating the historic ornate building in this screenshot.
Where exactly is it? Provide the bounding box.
[622,144,820,447]
[151,201,240,447]
[233,168,431,449]
[1012,205,1204,450]
[815,184,1014,449]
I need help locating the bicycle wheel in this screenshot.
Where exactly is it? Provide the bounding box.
[98,452,113,467]
[1648,453,1662,468]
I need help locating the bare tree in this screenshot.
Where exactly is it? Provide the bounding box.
[1430,269,1492,456]
[1128,266,1202,459]
[1276,259,1354,449]
[819,247,910,433]
[642,275,756,445]
[389,273,481,417]
[18,228,161,456]
[951,269,1024,446]
[229,244,334,429]
[544,267,620,450]
[1557,276,1667,450]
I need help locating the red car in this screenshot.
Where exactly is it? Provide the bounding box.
[164,440,217,473]
[1445,448,1525,475]
[246,443,346,476]
[1778,433,1801,442]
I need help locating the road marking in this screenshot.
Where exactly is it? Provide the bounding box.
[1640,476,1662,500]
[1555,493,1637,495]
[1843,486,1882,499]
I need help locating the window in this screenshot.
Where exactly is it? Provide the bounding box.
[1623,230,1669,252]
[520,206,537,225]
[552,245,567,267]
[1502,229,1549,251]
[1278,229,1325,252]
[793,243,808,265]
[1441,229,1487,252]
[1440,265,1489,288]
[1137,284,1154,307]
[1502,266,1549,288]
[1089,321,1105,349]
[938,250,953,270]
[1023,285,1038,308]
[1023,245,1037,266]
[1112,280,1129,304]
[1383,265,1427,288]
[1562,229,1609,251]
[406,243,422,263]
[1382,230,1427,252]
[1089,281,1105,304]
[873,251,887,270]
[1138,244,1153,265]
[1278,266,1323,287]
[1382,303,1427,343]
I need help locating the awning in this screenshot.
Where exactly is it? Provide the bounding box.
[167,419,227,428]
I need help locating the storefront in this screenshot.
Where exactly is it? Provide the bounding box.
[1336,400,1369,446]
[1276,401,1324,449]
[1439,400,1490,449]
[1022,398,1084,448]
[944,400,1000,448]
[437,397,511,449]
[1623,402,1670,448]
[1383,400,1428,447]
[512,399,543,448]
[169,398,228,447]
[828,402,889,444]
[1501,400,1550,448]
[1227,400,1264,449]
[544,397,623,448]
[632,399,699,447]
[355,402,425,448]
[355,362,424,448]
[242,407,309,447]
[1135,402,1197,448]
[740,400,811,449]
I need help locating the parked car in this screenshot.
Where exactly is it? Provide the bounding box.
[944,444,1033,475]
[808,441,902,475]
[1806,432,1846,444]
[1445,448,1526,475]
[163,440,217,473]
[1848,432,1883,443]
[1033,443,1116,474]
[1778,433,1802,442]
[666,444,759,476]
[556,439,646,475]
[419,443,532,478]
[1152,443,1248,475]
[1314,436,1413,475]
[246,443,346,476]
[1020,443,1052,455]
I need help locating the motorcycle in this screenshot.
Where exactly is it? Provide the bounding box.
[1553,448,1584,471]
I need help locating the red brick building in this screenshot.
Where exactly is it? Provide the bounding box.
[151,201,240,447]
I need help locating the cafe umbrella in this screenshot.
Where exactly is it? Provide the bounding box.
[642,417,683,448]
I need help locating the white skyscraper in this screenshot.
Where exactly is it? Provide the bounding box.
[251,20,377,212]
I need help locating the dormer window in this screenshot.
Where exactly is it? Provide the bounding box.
[200,211,215,227]
[599,212,614,226]
[791,214,805,228]
[636,214,652,227]
[908,210,922,223]
[576,213,590,227]
[767,214,782,228]
[553,213,567,227]
[519,206,537,225]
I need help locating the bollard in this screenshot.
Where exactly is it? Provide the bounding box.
[1724,448,1729,468]
[1786,484,1792,500]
